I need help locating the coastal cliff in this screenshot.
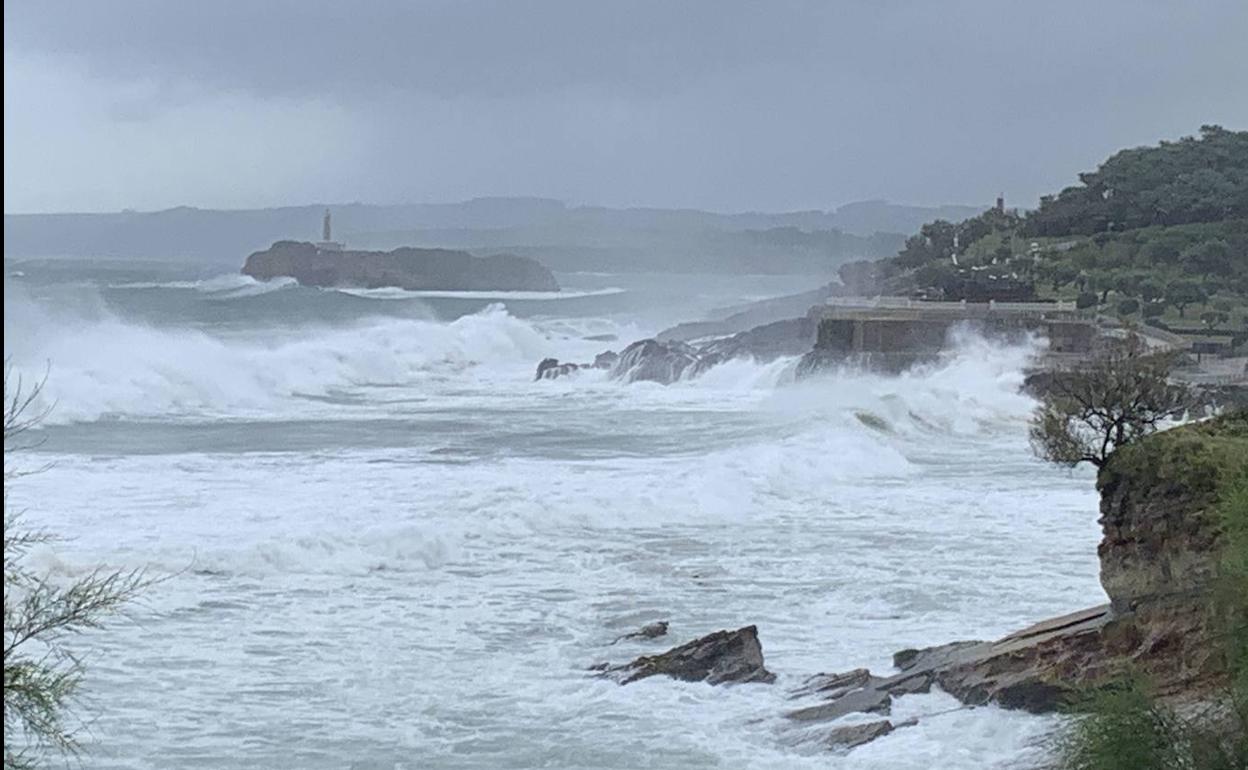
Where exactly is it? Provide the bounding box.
[776,411,1247,742]
[241,241,559,292]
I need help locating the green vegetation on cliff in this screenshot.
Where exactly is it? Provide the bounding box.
[1062,411,1248,770]
[869,127,1248,335]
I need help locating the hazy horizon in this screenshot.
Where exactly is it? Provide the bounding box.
[2,194,985,218]
[6,1,1247,215]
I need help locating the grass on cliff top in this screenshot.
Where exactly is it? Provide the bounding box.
[1099,409,1248,502]
[1065,409,1248,770]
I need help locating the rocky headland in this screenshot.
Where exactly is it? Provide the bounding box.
[593,411,1247,753]
[242,240,560,292]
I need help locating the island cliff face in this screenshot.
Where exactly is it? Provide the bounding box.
[241,241,560,292]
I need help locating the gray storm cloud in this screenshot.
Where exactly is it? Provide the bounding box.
[4,0,1247,213]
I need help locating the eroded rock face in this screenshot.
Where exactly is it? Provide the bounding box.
[602,625,776,686]
[1097,431,1227,612]
[242,241,560,292]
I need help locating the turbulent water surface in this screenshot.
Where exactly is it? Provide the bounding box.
[3,263,1104,769]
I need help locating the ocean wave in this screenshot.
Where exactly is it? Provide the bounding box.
[5,287,570,423]
[111,273,303,300]
[336,286,627,301]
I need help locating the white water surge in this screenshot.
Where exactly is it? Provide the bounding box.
[3,269,1103,769]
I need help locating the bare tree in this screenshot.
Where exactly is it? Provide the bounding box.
[4,362,151,769]
[1029,334,1193,469]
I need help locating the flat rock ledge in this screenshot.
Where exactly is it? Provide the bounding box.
[782,603,1114,740]
[598,625,776,686]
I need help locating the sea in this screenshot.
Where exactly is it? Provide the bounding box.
[3,261,1104,769]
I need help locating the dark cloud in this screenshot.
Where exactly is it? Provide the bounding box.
[4,0,1248,212]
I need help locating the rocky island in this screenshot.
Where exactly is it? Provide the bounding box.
[241,240,560,292]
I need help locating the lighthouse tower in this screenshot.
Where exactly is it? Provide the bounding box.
[316,208,344,252]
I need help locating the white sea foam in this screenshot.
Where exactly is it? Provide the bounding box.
[3,272,1104,769]
[337,286,627,301]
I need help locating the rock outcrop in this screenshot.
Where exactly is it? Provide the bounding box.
[538,317,817,386]
[608,339,711,384]
[534,351,618,381]
[785,412,1246,738]
[242,240,559,292]
[600,625,776,686]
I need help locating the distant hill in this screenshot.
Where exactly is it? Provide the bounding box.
[3,198,978,274]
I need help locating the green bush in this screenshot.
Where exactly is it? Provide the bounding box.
[1076,291,1100,310]
[1061,412,1248,769]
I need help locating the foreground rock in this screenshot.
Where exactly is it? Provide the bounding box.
[242,240,559,291]
[600,625,776,685]
[786,413,1246,735]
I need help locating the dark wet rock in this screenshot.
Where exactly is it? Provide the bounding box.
[697,317,817,363]
[592,350,619,369]
[610,620,669,645]
[823,719,895,749]
[656,284,836,343]
[542,313,818,386]
[784,686,892,723]
[609,339,710,385]
[787,668,877,701]
[603,625,776,686]
[535,358,582,380]
[242,240,559,291]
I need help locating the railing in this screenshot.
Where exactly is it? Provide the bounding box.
[825,296,1078,314]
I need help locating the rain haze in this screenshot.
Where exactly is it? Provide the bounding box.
[5,0,1248,213]
[4,4,1248,770]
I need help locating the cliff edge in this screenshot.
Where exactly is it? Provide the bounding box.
[241,241,560,292]
[785,411,1247,730]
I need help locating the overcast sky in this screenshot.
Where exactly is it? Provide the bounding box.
[5,1,1247,214]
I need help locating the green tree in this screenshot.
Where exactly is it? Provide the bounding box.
[1182,239,1234,280]
[1166,280,1207,318]
[1201,310,1230,330]
[1076,292,1100,310]
[4,365,152,768]
[1029,335,1191,468]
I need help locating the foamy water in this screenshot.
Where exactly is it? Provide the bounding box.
[3,267,1104,769]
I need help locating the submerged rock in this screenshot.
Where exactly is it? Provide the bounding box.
[602,625,776,685]
[610,620,669,645]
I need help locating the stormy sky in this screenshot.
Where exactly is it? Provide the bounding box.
[5,1,1247,214]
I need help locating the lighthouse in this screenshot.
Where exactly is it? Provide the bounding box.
[316,208,344,252]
